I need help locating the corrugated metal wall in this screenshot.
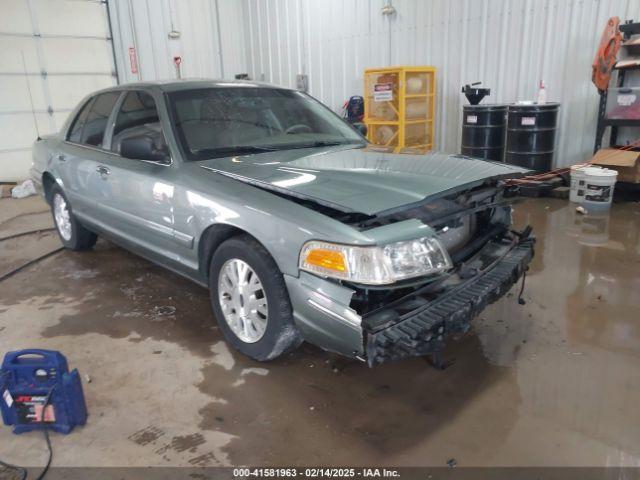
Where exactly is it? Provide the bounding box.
[108,0,246,83]
[241,0,640,167]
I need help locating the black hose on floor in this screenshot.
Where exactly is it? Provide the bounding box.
[0,228,55,242]
[0,457,27,480]
[0,211,50,228]
[34,386,55,480]
[0,212,57,478]
[0,248,64,283]
[0,375,55,480]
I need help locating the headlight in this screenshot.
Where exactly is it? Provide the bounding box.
[299,237,452,285]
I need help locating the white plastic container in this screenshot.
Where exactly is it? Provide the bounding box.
[569,165,587,203]
[582,167,618,210]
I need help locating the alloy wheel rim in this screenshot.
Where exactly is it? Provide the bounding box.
[218,258,268,343]
[53,193,72,241]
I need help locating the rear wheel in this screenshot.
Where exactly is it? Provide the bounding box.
[50,185,97,250]
[209,235,302,361]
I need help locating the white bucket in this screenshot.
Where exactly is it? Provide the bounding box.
[581,167,618,210]
[569,165,587,203]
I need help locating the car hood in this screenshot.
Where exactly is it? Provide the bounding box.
[199,147,529,216]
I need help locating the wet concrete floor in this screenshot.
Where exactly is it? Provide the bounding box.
[0,196,639,467]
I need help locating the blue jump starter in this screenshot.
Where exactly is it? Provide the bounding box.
[0,349,87,434]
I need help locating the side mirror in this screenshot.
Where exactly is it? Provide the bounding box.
[352,122,368,137]
[120,134,170,164]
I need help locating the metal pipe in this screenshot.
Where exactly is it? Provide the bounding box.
[382,0,395,65]
[213,0,225,78]
[104,0,120,84]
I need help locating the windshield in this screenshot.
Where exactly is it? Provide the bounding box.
[168,87,365,161]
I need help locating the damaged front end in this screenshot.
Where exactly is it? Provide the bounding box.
[362,232,534,366]
[344,182,535,366]
[201,146,535,366]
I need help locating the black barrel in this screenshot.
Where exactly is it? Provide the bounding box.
[461,104,507,161]
[506,103,560,172]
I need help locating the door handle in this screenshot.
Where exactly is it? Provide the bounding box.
[56,154,66,162]
[96,166,110,177]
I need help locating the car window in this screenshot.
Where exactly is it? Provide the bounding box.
[111,91,166,155]
[168,87,365,161]
[67,98,94,143]
[78,92,120,148]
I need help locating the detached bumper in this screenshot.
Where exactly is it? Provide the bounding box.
[365,237,534,366]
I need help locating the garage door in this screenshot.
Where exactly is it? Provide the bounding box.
[0,0,117,182]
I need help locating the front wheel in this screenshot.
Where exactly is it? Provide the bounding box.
[50,184,97,250]
[209,235,302,361]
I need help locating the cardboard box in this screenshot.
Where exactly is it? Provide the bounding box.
[0,183,17,198]
[591,148,640,183]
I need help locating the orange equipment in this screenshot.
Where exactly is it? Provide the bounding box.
[592,16,623,92]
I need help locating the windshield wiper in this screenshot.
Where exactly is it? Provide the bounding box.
[279,140,366,150]
[196,145,278,159]
[197,140,365,159]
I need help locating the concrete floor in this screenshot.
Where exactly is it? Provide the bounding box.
[0,195,639,468]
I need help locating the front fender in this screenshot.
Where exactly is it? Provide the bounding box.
[179,170,376,278]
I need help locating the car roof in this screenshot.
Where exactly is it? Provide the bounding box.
[94,79,294,95]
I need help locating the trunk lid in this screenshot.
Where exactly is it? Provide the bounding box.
[199,147,528,215]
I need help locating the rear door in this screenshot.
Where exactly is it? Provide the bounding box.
[57,91,121,218]
[91,90,184,264]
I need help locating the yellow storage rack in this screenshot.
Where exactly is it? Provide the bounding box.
[364,66,436,153]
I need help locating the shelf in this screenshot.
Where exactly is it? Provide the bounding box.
[365,120,400,125]
[603,118,640,126]
[614,59,640,70]
[404,143,432,148]
[405,119,433,125]
[365,66,436,74]
[365,66,436,152]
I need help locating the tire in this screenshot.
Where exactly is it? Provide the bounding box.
[209,235,302,361]
[50,184,97,251]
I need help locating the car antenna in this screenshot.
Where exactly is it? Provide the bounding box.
[21,50,41,140]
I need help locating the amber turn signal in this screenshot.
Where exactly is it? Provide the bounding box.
[304,248,346,272]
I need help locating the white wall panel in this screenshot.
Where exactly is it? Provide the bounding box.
[218,0,249,78]
[47,75,115,109]
[34,0,110,37]
[0,0,117,182]
[0,113,50,151]
[0,37,40,73]
[0,154,34,184]
[109,0,247,83]
[0,1,32,34]
[241,0,640,167]
[0,76,47,112]
[40,37,114,73]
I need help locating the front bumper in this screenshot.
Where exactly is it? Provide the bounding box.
[365,236,535,366]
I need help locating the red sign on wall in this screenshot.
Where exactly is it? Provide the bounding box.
[129,47,138,74]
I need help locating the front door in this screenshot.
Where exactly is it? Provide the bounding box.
[91,90,188,268]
